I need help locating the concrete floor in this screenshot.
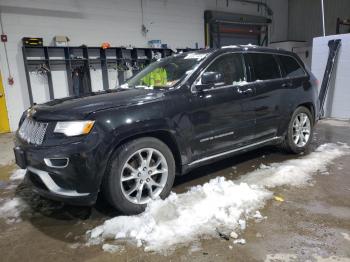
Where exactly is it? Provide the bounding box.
[0,119,350,262]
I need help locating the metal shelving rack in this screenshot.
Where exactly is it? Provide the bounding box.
[22,46,197,105]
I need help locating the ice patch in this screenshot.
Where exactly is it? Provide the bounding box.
[87,143,349,252]
[0,198,28,224]
[10,169,27,181]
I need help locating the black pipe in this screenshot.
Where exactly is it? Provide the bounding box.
[230,0,273,16]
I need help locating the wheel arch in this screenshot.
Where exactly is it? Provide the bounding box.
[104,130,183,180]
[296,102,316,123]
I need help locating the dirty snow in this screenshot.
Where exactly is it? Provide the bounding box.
[188,242,202,254]
[10,169,27,181]
[0,198,28,224]
[230,231,238,239]
[88,179,271,252]
[88,143,349,253]
[341,232,350,242]
[102,243,124,253]
[239,143,349,188]
[233,238,246,245]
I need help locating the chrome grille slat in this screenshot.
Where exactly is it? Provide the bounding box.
[18,118,48,145]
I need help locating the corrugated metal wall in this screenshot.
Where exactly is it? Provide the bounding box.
[288,0,350,43]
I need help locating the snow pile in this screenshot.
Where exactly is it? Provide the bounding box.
[89,178,271,252]
[87,143,349,252]
[0,198,28,224]
[10,169,27,181]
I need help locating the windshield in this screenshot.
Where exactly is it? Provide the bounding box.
[122,52,209,89]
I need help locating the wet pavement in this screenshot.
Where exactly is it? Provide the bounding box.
[0,119,350,262]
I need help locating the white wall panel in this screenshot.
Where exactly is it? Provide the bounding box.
[312,34,350,119]
[108,69,119,89]
[51,71,69,99]
[29,72,50,104]
[90,69,104,92]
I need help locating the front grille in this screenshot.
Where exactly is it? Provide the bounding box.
[18,117,48,145]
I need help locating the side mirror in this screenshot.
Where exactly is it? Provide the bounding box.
[195,71,224,92]
[201,71,224,85]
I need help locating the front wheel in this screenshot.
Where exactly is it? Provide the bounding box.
[281,106,314,154]
[102,137,175,215]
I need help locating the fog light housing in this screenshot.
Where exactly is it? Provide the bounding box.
[44,158,69,168]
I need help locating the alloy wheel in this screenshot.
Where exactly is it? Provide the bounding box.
[120,148,168,204]
[292,112,311,147]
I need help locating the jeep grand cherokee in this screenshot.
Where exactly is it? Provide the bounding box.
[14,45,319,214]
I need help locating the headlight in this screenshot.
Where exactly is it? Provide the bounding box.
[54,120,95,136]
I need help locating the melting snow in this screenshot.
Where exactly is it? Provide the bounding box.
[88,179,271,252]
[239,143,349,188]
[10,169,27,181]
[87,143,349,253]
[233,238,246,245]
[102,243,124,253]
[0,198,28,224]
[320,119,350,127]
[341,232,350,242]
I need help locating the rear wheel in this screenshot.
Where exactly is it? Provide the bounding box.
[281,106,313,154]
[102,137,175,215]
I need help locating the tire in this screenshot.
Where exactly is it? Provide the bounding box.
[102,137,175,215]
[281,106,314,154]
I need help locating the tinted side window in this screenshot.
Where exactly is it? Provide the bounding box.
[279,55,306,78]
[247,53,281,81]
[204,53,246,86]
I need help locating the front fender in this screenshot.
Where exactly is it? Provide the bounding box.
[89,101,188,183]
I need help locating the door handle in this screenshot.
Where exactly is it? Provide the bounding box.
[0,92,3,98]
[236,87,253,95]
[281,82,293,88]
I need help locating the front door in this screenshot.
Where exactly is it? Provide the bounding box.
[0,72,10,133]
[187,53,256,161]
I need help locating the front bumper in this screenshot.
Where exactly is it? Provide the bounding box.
[26,168,97,206]
[14,131,108,206]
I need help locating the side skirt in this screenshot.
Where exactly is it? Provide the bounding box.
[181,136,282,174]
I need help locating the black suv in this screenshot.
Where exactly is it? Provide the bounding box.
[14,46,319,214]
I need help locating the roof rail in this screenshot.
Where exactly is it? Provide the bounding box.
[221,44,259,49]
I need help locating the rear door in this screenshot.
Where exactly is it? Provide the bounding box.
[244,52,284,140]
[276,54,310,125]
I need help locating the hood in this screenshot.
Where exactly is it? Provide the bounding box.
[31,88,164,121]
